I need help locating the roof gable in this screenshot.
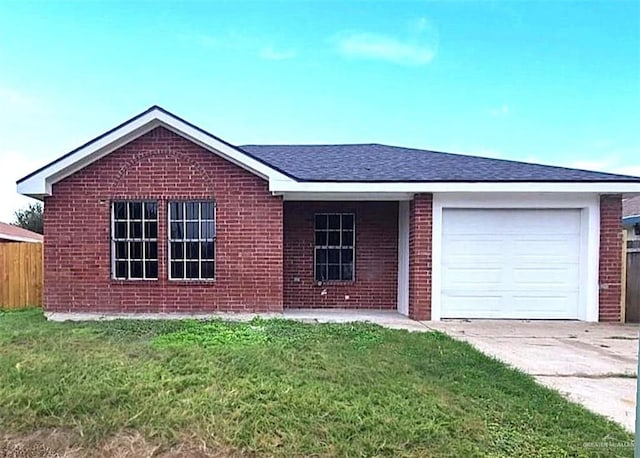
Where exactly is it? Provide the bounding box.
[17,106,295,198]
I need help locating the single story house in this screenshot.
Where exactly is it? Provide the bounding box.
[0,221,43,243]
[17,106,640,321]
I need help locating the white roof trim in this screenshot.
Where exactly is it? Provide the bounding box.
[271,180,640,194]
[17,107,295,197]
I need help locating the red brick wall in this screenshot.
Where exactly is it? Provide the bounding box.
[283,201,398,309]
[408,194,432,320]
[43,127,284,313]
[599,194,623,322]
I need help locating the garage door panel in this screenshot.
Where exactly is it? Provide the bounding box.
[443,267,502,286]
[441,209,582,319]
[511,294,579,316]
[512,266,579,286]
[442,294,503,316]
[512,239,579,255]
[443,238,504,255]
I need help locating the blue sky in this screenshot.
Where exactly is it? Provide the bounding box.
[0,0,638,220]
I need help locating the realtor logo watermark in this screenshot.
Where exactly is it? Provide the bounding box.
[583,434,633,449]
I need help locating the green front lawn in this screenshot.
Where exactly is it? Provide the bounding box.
[0,309,632,457]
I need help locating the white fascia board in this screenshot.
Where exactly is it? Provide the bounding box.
[269,180,640,194]
[280,192,413,201]
[18,108,294,197]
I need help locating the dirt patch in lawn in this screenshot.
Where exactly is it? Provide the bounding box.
[0,430,246,458]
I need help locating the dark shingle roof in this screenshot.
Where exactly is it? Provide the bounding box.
[240,143,640,182]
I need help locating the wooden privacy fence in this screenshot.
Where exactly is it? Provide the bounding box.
[0,242,43,309]
[624,232,640,323]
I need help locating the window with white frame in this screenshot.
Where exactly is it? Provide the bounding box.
[168,201,216,280]
[112,201,158,280]
[314,213,354,281]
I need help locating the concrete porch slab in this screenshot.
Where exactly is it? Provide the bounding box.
[283,308,429,331]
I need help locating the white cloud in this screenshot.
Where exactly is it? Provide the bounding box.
[489,104,510,117]
[183,32,297,61]
[336,32,436,66]
[0,150,41,222]
[260,46,297,61]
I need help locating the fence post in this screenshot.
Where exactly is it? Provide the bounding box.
[622,229,628,323]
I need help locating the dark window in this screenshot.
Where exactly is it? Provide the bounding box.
[168,201,216,280]
[314,213,355,281]
[112,201,158,280]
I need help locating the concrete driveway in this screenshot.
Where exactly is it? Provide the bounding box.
[424,320,639,432]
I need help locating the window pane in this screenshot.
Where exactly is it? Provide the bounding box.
[145,261,158,279]
[115,261,128,278]
[201,261,214,279]
[130,261,143,278]
[341,263,353,280]
[328,249,340,263]
[316,248,327,263]
[144,221,157,239]
[328,265,340,280]
[144,202,157,220]
[315,264,327,281]
[114,222,127,239]
[130,202,142,219]
[315,214,327,230]
[201,221,215,239]
[201,202,214,220]
[328,215,341,229]
[130,242,143,260]
[186,202,199,220]
[186,261,199,279]
[115,241,128,259]
[341,249,353,263]
[328,231,340,246]
[342,231,353,246]
[145,242,157,260]
[130,222,142,239]
[186,242,199,260]
[171,261,184,279]
[170,222,183,239]
[170,202,183,221]
[201,241,214,260]
[114,202,126,220]
[342,214,354,229]
[186,222,199,239]
[315,231,327,246]
[171,242,184,260]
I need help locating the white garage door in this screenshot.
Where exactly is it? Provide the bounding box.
[441,209,581,319]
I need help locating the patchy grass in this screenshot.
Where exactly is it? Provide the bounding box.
[0,308,633,457]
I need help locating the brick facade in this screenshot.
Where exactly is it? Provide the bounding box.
[41,125,623,321]
[408,194,432,320]
[599,194,623,322]
[43,127,283,313]
[283,201,398,309]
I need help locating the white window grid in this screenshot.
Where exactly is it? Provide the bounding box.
[313,213,355,282]
[168,201,216,280]
[111,201,158,280]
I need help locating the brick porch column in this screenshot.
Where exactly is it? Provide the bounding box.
[408,193,433,320]
[599,194,623,322]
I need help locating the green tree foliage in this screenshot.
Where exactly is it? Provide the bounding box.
[13,202,43,234]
